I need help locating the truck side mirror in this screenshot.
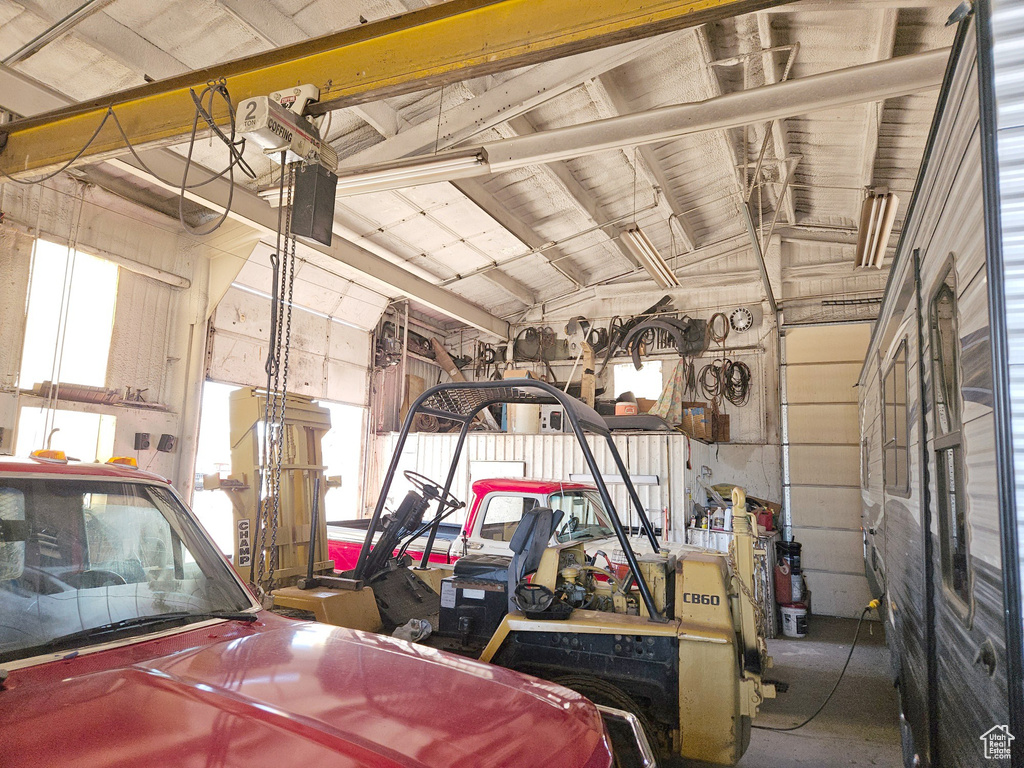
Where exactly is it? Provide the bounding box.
[0,488,26,581]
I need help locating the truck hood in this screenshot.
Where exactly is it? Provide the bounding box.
[2,622,611,768]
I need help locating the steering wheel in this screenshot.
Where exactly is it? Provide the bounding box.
[403,470,464,512]
[59,569,128,589]
[513,582,556,613]
[558,515,580,537]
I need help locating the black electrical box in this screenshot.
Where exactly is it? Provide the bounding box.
[133,432,150,451]
[157,433,176,452]
[292,163,338,246]
[438,555,511,643]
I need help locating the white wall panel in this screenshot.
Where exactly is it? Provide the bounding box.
[784,323,871,617]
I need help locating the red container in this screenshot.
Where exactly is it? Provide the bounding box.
[774,562,793,605]
[756,509,774,531]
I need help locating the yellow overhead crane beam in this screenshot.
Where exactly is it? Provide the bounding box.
[0,0,792,179]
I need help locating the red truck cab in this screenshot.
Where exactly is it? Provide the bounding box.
[328,477,669,572]
[0,457,614,767]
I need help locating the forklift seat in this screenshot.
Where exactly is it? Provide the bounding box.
[449,506,563,612]
[507,506,563,612]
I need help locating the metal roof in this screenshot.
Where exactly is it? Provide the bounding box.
[0,0,957,332]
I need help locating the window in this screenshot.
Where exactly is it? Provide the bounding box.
[882,340,909,494]
[15,406,116,462]
[549,490,614,542]
[479,495,537,541]
[861,437,870,490]
[0,478,251,663]
[20,240,119,389]
[930,268,970,609]
[320,400,368,521]
[613,360,663,400]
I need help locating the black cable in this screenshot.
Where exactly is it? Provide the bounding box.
[699,358,725,401]
[708,311,730,345]
[177,81,255,236]
[753,605,872,732]
[0,108,117,185]
[723,360,751,406]
[1,80,256,237]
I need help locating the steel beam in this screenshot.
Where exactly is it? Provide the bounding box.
[858,10,899,193]
[0,37,509,337]
[339,39,660,169]
[0,0,790,177]
[743,201,779,313]
[453,178,589,288]
[483,47,949,171]
[3,0,118,66]
[755,14,797,226]
[597,74,699,251]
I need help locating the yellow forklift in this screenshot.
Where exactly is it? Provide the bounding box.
[227,379,774,765]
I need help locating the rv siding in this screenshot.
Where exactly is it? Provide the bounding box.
[861,22,1008,766]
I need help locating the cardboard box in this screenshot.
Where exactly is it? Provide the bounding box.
[679,401,711,440]
[636,398,657,413]
[502,369,536,379]
[712,412,730,443]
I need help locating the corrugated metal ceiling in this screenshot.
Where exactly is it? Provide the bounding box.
[0,0,957,329]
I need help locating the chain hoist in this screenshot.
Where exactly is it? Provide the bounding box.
[253,157,298,595]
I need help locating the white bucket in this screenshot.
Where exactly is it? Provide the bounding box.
[780,604,808,638]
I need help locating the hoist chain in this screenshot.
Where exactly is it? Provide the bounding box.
[269,162,297,588]
[253,157,297,595]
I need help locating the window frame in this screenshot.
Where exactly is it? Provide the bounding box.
[928,263,973,621]
[476,493,539,542]
[881,338,911,497]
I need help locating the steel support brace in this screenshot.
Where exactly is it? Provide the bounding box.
[0,0,791,177]
[742,201,779,314]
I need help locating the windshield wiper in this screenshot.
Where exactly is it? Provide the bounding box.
[36,610,259,652]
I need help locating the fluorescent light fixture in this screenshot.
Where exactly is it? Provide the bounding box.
[619,227,680,288]
[258,150,488,203]
[333,150,487,197]
[854,188,900,269]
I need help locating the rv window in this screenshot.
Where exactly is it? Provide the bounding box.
[930,270,970,610]
[882,340,909,494]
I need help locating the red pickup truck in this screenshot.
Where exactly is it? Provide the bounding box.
[0,457,616,767]
[328,477,677,572]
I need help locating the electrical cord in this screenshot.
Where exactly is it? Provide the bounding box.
[723,359,751,406]
[0,79,256,236]
[698,358,751,406]
[753,603,874,732]
[708,311,730,345]
[0,108,118,185]
[177,80,255,236]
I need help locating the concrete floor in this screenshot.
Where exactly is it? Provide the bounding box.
[731,615,902,768]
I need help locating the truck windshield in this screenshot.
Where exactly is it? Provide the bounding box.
[550,490,614,542]
[0,478,253,663]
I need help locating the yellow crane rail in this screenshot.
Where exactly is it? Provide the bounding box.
[0,0,790,178]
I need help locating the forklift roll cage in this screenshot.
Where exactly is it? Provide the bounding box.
[354,378,667,621]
